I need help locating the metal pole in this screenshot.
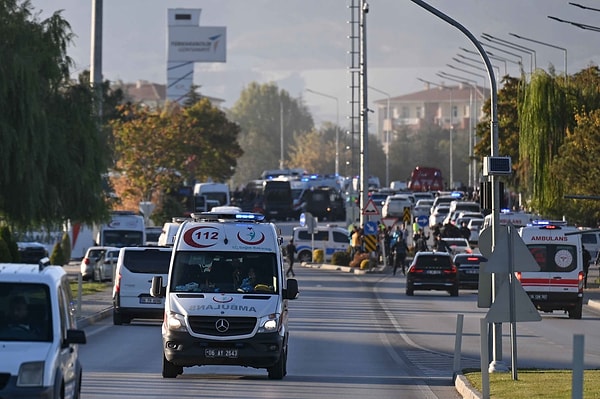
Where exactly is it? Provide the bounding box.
[409,0,503,373]
[359,0,369,227]
[90,0,103,121]
[482,33,536,73]
[280,102,284,169]
[509,33,568,77]
[368,86,391,186]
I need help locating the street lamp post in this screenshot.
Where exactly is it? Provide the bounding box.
[305,88,340,176]
[416,78,454,187]
[482,33,536,74]
[509,33,568,77]
[368,86,391,186]
[435,73,481,189]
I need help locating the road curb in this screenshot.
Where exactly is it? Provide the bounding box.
[300,262,387,275]
[77,307,112,329]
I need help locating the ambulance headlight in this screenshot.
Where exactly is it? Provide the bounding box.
[258,313,280,333]
[17,362,44,387]
[166,312,187,332]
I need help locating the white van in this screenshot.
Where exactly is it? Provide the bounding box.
[517,220,584,319]
[0,261,86,398]
[293,225,350,262]
[150,212,299,380]
[112,246,173,325]
[580,230,600,264]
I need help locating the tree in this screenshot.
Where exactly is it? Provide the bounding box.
[288,129,336,173]
[228,82,314,187]
[519,70,569,216]
[551,110,600,226]
[111,99,242,209]
[0,1,111,228]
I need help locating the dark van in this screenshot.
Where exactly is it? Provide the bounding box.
[262,180,293,220]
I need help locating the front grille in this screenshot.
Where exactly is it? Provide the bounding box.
[188,316,257,336]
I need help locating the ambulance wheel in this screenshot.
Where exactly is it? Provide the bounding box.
[162,355,182,378]
[569,300,583,319]
[267,348,286,380]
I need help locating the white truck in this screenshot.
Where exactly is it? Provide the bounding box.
[193,182,230,212]
[150,211,299,379]
[95,211,145,248]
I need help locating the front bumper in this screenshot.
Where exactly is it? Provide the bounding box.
[163,330,284,368]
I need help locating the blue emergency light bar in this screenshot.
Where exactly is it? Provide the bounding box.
[530,219,568,227]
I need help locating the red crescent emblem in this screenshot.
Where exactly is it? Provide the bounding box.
[237,231,265,245]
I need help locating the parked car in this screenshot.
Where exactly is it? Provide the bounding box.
[16,242,48,264]
[382,194,413,218]
[440,237,472,255]
[414,199,434,218]
[80,246,117,281]
[406,251,459,296]
[454,253,487,289]
[94,247,120,282]
[467,218,484,245]
[429,204,450,227]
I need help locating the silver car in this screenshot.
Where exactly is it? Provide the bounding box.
[94,248,120,282]
[80,246,118,281]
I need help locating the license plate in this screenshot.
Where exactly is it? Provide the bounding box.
[426,270,441,275]
[205,348,238,358]
[139,297,162,304]
[466,270,478,274]
[529,294,547,300]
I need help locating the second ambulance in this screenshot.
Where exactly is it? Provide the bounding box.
[517,220,584,319]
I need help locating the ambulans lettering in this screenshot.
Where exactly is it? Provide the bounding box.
[189,304,257,312]
[530,235,568,242]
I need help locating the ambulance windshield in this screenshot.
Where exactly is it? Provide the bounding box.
[171,251,278,294]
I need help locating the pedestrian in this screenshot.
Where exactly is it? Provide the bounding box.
[433,235,451,253]
[459,221,471,241]
[286,239,297,277]
[392,237,409,276]
[583,245,591,289]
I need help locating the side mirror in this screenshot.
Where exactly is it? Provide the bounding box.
[150,276,165,297]
[284,278,299,300]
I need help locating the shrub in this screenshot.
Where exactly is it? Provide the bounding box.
[61,232,72,262]
[331,251,351,266]
[50,242,66,266]
[0,238,10,262]
[313,249,324,263]
[0,226,18,262]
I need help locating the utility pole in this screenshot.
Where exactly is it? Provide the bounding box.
[90,0,103,122]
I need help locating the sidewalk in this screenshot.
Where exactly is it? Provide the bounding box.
[74,284,113,329]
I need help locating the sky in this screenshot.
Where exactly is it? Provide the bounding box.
[30,0,600,128]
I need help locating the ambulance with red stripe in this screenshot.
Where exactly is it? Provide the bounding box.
[150,212,299,380]
[516,220,584,319]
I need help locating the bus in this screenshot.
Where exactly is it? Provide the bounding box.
[408,166,444,192]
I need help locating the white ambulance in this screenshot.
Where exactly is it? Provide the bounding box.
[150,212,299,379]
[517,220,584,319]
